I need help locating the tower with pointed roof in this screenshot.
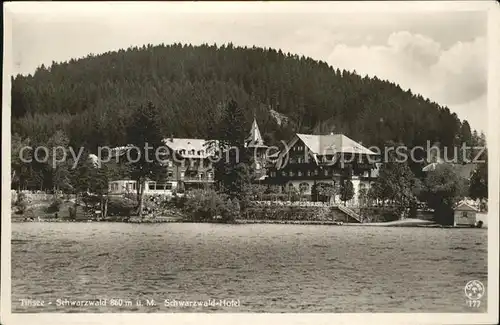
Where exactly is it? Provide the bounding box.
[245,118,266,148]
[244,118,268,173]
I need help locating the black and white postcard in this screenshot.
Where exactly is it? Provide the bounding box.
[2,1,499,325]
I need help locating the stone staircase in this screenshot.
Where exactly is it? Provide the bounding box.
[337,204,362,223]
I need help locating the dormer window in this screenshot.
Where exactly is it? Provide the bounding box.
[189,149,195,155]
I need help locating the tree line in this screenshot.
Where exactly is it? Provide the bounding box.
[12,43,484,161]
[11,43,488,223]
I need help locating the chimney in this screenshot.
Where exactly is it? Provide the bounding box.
[170,134,174,142]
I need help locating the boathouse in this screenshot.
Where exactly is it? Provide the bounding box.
[453,201,479,227]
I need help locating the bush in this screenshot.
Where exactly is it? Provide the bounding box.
[82,193,101,208]
[183,189,236,222]
[107,196,137,217]
[14,192,29,214]
[226,198,241,222]
[68,206,77,219]
[169,194,188,210]
[15,201,29,214]
[46,198,63,213]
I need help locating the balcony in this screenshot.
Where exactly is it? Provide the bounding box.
[181,175,215,183]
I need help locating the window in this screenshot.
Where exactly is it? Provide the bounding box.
[314,169,319,176]
[148,182,156,190]
[208,172,213,179]
[167,160,173,167]
[180,172,185,178]
[307,170,311,176]
[282,171,287,177]
[324,169,329,176]
[190,160,195,167]
[298,170,303,176]
[165,183,173,190]
[297,157,302,163]
[168,171,173,178]
[289,170,294,177]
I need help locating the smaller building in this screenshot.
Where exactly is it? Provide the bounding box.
[453,201,479,227]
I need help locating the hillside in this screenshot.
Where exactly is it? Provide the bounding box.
[11,43,480,158]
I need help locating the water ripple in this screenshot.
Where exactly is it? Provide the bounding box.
[12,223,488,313]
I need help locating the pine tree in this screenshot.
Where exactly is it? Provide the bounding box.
[422,164,468,225]
[126,101,167,218]
[210,99,252,211]
[339,180,354,204]
[469,149,488,203]
[10,43,482,191]
[370,141,420,218]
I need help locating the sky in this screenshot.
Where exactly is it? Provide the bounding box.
[7,2,489,134]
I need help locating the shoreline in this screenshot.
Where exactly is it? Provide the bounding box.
[12,217,485,228]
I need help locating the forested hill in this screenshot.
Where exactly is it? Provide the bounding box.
[11,42,481,154]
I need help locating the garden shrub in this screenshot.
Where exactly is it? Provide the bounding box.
[183,189,237,222]
[46,197,63,213]
[107,196,137,216]
[68,206,77,219]
[14,192,29,214]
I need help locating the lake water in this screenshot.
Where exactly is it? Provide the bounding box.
[12,223,487,313]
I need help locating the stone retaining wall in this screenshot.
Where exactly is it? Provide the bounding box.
[242,206,346,221]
